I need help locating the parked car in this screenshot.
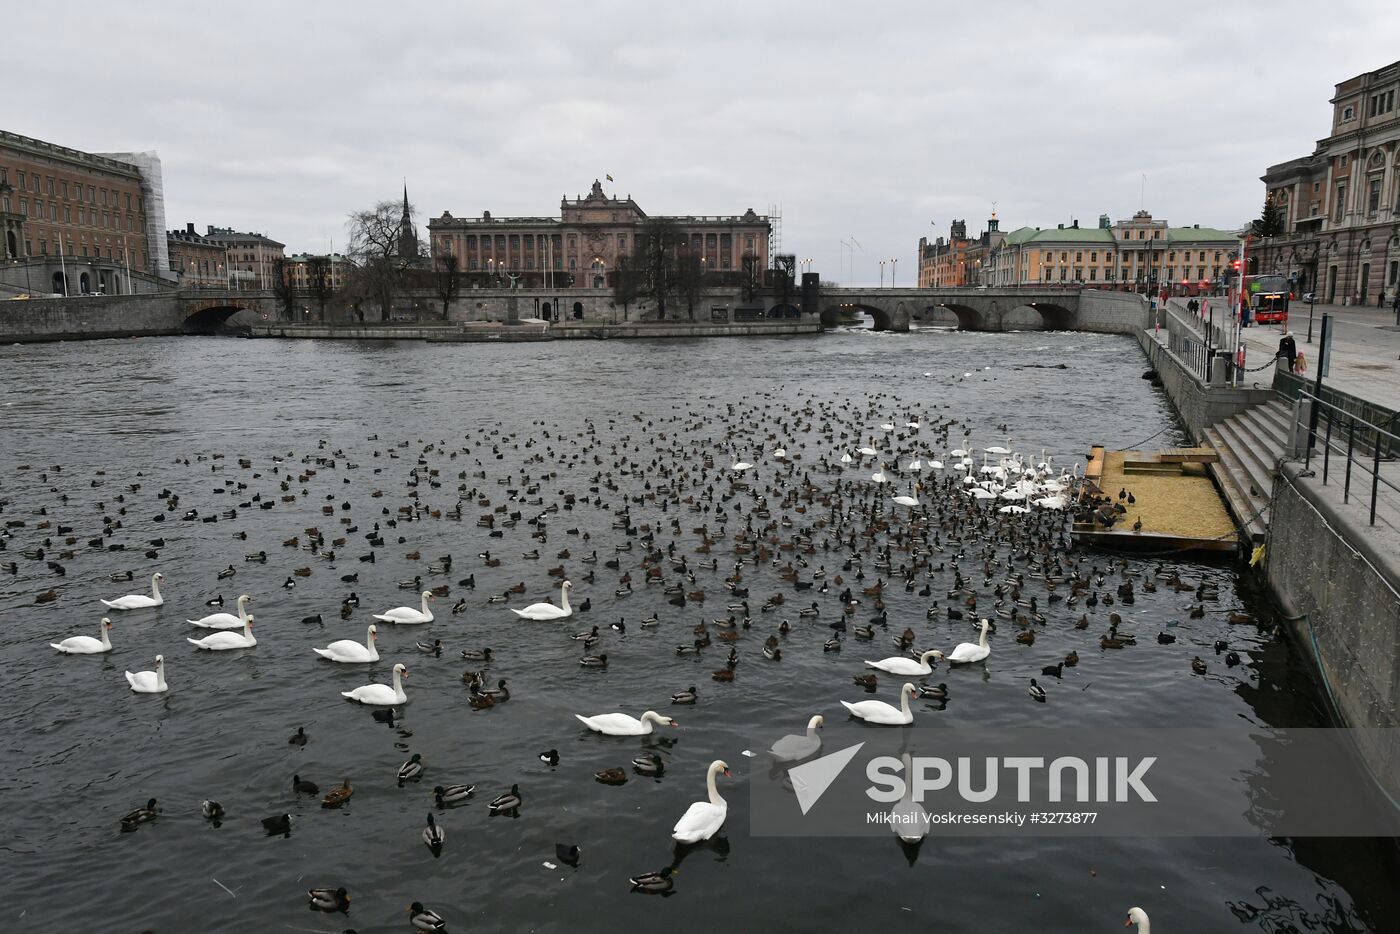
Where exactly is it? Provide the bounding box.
[1302,292,1316,304]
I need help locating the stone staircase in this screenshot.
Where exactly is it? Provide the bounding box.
[1202,398,1294,543]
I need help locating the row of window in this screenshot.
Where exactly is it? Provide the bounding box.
[18,237,148,267]
[0,166,140,212]
[5,195,143,234]
[448,232,758,254]
[1038,266,1222,282]
[1367,89,1396,118]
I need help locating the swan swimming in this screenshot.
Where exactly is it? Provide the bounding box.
[313,624,379,663]
[187,615,256,650]
[510,580,573,621]
[187,594,252,629]
[373,591,434,624]
[944,619,992,664]
[768,715,823,762]
[101,572,165,610]
[574,709,676,736]
[125,655,168,693]
[863,649,940,676]
[342,662,408,705]
[672,759,731,843]
[841,682,918,725]
[51,618,113,654]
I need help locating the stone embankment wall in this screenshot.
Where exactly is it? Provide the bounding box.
[0,294,181,342]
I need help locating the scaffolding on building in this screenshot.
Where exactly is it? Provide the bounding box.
[767,203,782,267]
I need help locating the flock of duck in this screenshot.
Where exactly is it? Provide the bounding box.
[1,394,1242,932]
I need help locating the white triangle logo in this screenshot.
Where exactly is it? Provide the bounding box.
[788,742,865,815]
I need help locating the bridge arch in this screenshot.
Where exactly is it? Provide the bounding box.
[1024,301,1074,330]
[182,303,254,335]
[936,303,987,331]
[819,302,893,331]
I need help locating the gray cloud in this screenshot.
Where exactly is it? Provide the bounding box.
[11,0,1398,282]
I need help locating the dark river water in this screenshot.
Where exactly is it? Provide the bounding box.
[1,328,1394,933]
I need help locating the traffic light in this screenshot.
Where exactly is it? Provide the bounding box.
[1231,260,1241,271]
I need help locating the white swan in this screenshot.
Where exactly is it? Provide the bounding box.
[314,624,379,663]
[187,594,252,629]
[773,448,787,459]
[671,759,731,843]
[342,662,408,705]
[373,591,434,624]
[768,715,823,762]
[101,572,165,610]
[125,655,168,693]
[944,619,992,664]
[187,615,256,650]
[51,618,113,654]
[889,752,928,843]
[985,436,1012,456]
[841,682,918,725]
[838,452,853,464]
[574,710,676,736]
[1126,907,1151,932]
[730,453,753,471]
[892,485,919,507]
[510,580,572,620]
[864,650,941,676]
[870,465,888,484]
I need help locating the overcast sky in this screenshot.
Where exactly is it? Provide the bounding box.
[10,1,1399,284]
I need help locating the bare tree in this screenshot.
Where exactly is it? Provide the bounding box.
[636,218,684,320]
[346,199,414,321]
[435,251,460,319]
[271,256,296,320]
[307,255,333,321]
[612,254,640,320]
[740,252,763,301]
[675,250,703,320]
[773,253,796,316]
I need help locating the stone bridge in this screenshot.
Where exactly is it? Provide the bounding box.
[819,287,1093,332]
[177,290,277,333]
[0,289,279,341]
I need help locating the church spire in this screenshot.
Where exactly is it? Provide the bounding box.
[397,180,418,261]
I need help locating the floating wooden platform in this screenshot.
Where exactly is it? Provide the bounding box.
[1074,446,1237,554]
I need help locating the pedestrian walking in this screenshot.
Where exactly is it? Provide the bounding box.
[1187,297,1199,316]
[1276,332,1297,373]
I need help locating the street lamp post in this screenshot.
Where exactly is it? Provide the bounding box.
[891,257,897,288]
[879,259,886,288]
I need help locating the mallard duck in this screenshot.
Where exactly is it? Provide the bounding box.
[408,901,447,931]
[762,642,782,661]
[293,774,319,795]
[321,778,353,809]
[671,685,698,705]
[632,753,665,776]
[1063,650,1079,667]
[579,654,608,668]
[261,813,292,836]
[918,683,948,701]
[1156,631,1177,644]
[484,679,510,701]
[217,565,236,580]
[711,668,735,682]
[200,800,224,823]
[120,798,158,831]
[852,673,878,689]
[460,647,493,662]
[488,784,522,815]
[1028,679,1047,702]
[1100,633,1128,650]
[1014,630,1036,645]
[307,886,350,912]
[595,767,628,785]
[469,689,496,710]
[573,626,600,641]
[398,754,425,785]
[853,625,875,640]
[1227,611,1253,624]
[1191,656,1208,675]
[422,812,445,850]
[629,866,676,894]
[538,749,560,766]
[415,639,443,656]
[433,783,475,805]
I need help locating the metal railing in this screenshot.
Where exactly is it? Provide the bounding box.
[1300,390,1400,526]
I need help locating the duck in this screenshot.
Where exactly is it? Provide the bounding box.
[579,653,609,668]
[1028,678,1047,702]
[672,759,731,843]
[321,778,353,808]
[261,813,292,836]
[768,714,823,762]
[1040,662,1064,678]
[341,662,408,705]
[307,887,350,913]
[629,866,676,894]
[433,783,475,805]
[841,682,919,725]
[314,624,379,663]
[852,672,878,689]
[205,594,224,606]
[421,812,445,850]
[398,753,425,784]
[101,572,164,610]
[201,800,225,824]
[632,753,665,776]
[186,615,256,651]
[51,617,113,654]
[188,594,252,629]
[510,579,573,620]
[120,798,158,831]
[574,710,676,736]
[125,655,168,693]
[572,625,600,641]
[823,635,842,652]
[918,683,948,701]
[374,591,434,624]
[538,749,560,766]
[488,783,522,815]
[863,649,941,676]
[942,619,992,664]
[712,667,735,682]
[408,901,447,931]
[1191,656,1208,675]
[415,639,443,657]
[460,646,493,662]
[595,767,628,785]
[1063,649,1080,667]
[1156,631,1177,644]
[293,774,320,795]
[671,685,698,705]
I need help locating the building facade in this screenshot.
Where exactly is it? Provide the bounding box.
[167,223,228,289]
[918,217,1007,287]
[0,130,163,295]
[1254,59,1400,305]
[204,226,285,290]
[984,211,1237,292]
[426,179,770,289]
[284,252,350,290]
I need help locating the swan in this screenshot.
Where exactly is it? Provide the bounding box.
[101,572,164,610]
[341,662,408,705]
[944,618,992,664]
[373,591,434,624]
[870,465,888,484]
[768,714,823,762]
[187,594,252,629]
[889,752,928,843]
[773,447,786,459]
[574,710,676,736]
[857,442,878,457]
[51,618,113,654]
[672,759,731,843]
[841,682,918,725]
[314,624,379,662]
[985,436,1012,456]
[510,580,573,620]
[864,649,940,676]
[838,452,853,464]
[892,485,919,507]
[125,655,168,693]
[187,615,256,650]
[1125,908,1150,932]
[879,418,896,432]
[730,453,753,471]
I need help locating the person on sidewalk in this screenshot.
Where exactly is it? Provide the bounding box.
[1276,332,1297,373]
